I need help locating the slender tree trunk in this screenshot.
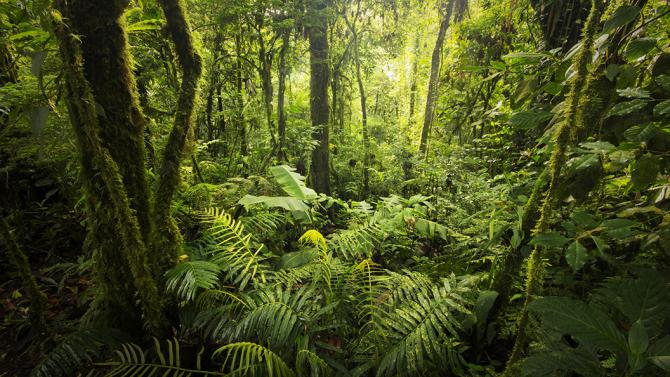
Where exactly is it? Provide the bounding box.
[307,0,330,194]
[408,32,420,123]
[277,29,289,162]
[419,0,454,155]
[235,30,248,161]
[153,0,203,274]
[345,5,370,196]
[256,15,277,148]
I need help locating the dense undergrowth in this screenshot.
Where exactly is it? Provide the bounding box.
[1,0,670,376]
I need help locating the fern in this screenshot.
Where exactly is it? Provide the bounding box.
[214,342,295,377]
[31,328,126,377]
[372,275,472,376]
[200,208,269,290]
[229,286,318,350]
[165,260,222,301]
[103,338,224,376]
[328,222,383,260]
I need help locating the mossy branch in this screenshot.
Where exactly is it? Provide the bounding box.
[502,0,604,373]
[153,0,203,274]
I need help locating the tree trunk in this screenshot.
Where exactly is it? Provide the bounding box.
[53,1,166,333]
[307,0,330,194]
[235,30,248,161]
[419,0,454,155]
[408,32,420,124]
[277,29,289,162]
[153,0,203,274]
[345,4,370,196]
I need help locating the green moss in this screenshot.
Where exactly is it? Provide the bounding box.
[153,0,203,275]
[502,0,604,372]
[53,3,166,334]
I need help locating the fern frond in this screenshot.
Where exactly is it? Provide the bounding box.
[31,328,126,377]
[165,260,221,302]
[214,342,295,377]
[296,349,331,377]
[300,229,327,254]
[239,211,284,241]
[230,286,318,350]
[373,277,472,377]
[328,223,383,260]
[103,338,224,376]
[200,208,269,290]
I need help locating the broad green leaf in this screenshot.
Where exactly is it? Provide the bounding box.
[508,111,553,130]
[580,141,615,153]
[502,52,548,65]
[648,336,670,371]
[625,38,657,60]
[628,320,649,355]
[530,232,569,248]
[631,154,659,190]
[607,99,649,117]
[616,87,650,98]
[238,194,310,212]
[601,218,637,239]
[278,248,319,269]
[269,165,317,200]
[618,206,663,217]
[654,100,670,117]
[603,5,640,33]
[474,290,498,325]
[605,64,620,81]
[511,78,538,109]
[529,297,627,352]
[655,75,670,92]
[565,241,589,272]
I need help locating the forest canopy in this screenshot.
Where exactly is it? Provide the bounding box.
[1,0,670,376]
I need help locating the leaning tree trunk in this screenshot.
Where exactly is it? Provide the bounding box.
[307,0,331,194]
[153,0,203,274]
[419,0,454,155]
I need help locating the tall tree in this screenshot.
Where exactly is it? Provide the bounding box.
[419,0,455,155]
[344,0,370,196]
[306,0,331,194]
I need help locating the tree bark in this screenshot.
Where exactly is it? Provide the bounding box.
[307,0,331,194]
[408,32,420,124]
[153,0,203,274]
[53,2,166,333]
[419,0,454,155]
[277,29,289,162]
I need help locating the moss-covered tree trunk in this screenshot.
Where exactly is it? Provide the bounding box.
[307,0,331,194]
[153,0,203,274]
[67,0,152,244]
[53,2,166,333]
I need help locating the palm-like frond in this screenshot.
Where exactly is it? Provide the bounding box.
[200,208,269,290]
[103,338,224,376]
[328,222,383,260]
[230,286,318,350]
[165,260,221,301]
[214,342,295,377]
[372,275,472,377]
[31,328,126,377]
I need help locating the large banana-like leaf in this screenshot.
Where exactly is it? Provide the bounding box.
[270,165,317,200]
[529,296,627,353]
